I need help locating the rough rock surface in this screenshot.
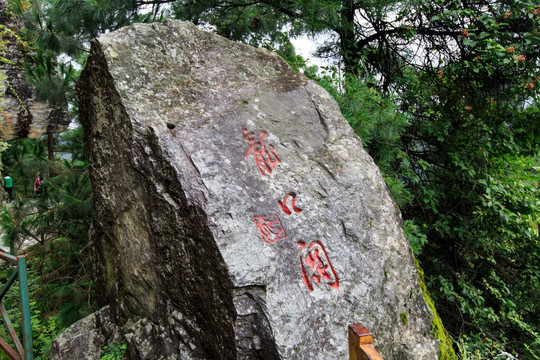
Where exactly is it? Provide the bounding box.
[76,20,439,359]
[0,3,69,140]
[50,306,122,360]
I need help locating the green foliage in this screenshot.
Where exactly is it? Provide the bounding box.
[0,201,30,252]
[24,52,79,108]
[403,220,428,256]
[172,0,291,45]
[14,0,165,110]
[17,0,161,56]
[0,141,8,171]
[0,128,95,356]
[400,310,408,325]
[2,138,48,187]
[403,68,540,358]
[0,12,32,134]
[0,268,25,360]
[0,266,62,360]
[31,307,61,359]
[101,340,128,360]
[414,261,458,360]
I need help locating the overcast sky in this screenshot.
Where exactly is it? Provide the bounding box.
[291,34,332,68]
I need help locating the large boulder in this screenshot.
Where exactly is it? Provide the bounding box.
[76,20,439,359]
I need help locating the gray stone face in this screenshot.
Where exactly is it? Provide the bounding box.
[50,306,121,360]
[76,20,439,359]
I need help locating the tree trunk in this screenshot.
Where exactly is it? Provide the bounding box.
[338,0,360,76]
[47,131,54,160]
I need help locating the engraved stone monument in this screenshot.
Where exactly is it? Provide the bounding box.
[71,20,440,359]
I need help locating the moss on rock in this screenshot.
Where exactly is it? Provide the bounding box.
[415,260,458,360]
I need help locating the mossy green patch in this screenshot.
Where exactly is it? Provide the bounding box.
[400,310,408,325]
[415,260,458,360]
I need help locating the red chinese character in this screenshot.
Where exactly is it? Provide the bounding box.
[253,214,287,243]
[278,192,303,215]
[243,129,280,176]
[298,240,339,292]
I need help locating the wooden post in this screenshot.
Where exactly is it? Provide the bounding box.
[349,323,384,360]
[47,131,54,161]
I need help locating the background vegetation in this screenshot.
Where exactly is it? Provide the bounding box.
[0,129,93,359]
[0,0,538,358]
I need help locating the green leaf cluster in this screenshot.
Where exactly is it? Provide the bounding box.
[101,340,127,360]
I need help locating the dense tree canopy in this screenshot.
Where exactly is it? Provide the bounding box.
[1,0,539,358]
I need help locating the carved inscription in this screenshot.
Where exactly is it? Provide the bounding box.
[244,128,339,293]
[243,129,280,176]
[278,192,303,215]
[253,214,287,243]
[298,240,340,292]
